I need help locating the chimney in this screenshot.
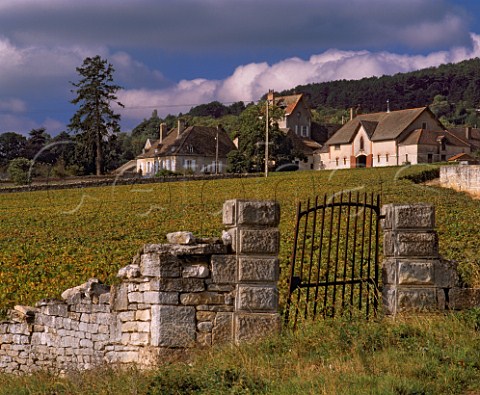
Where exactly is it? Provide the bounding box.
[267,89,275,102]
[159,123,167,143]
[466,126,472,140]
[177,119,185,137]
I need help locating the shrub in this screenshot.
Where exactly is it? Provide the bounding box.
[7,157,32,185]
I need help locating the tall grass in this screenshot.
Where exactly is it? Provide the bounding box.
[2,310,480,394]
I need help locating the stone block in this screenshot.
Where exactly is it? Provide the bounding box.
[158,278,205,292]
[183,264,210,278]
[383,231,395,257]
[130,332,149,346]
[140,253,161,277]
[197,321,213,332]
[196,311,216,321]
[434,259,459,288]
[239,229,280,254]
[151,305,196,348]
[236,285,278,312]
[128,292,143,304]
[117,311,135,322]
[167,231,196,245]
[393,204,435,230]
[180,292,225,305]
[207,284,235,292]
[42,303,68,318]
[158,292,179,305]
[238,257,278,282]
[222,200,236,226]
[117,264,141,279]
[135,309,151,321]
[234,313,281,343]
[398,261,434,285]
[449,288,480,310]
[395,232,438,257]
[382,258,397,285]
[236,200,280,227]
[211,255,236,284]
[212,312,233,344]
[196,332,212,347]
[382,286,396,315]
[110,284,128,311]
[397,288,438,313]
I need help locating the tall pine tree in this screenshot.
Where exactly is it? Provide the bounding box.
[69,56,123,175]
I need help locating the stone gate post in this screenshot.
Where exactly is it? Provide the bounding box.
[222,200,282,342]
[381,204,458,315]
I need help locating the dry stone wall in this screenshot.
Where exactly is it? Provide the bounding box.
[439,165,480,197]
[0,199,281,374]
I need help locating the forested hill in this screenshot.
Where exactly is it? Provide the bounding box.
[279,58,480,115]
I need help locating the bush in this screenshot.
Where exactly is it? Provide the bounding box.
[7,157,32,185]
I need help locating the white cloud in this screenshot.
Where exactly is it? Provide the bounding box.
[117,33,480,121]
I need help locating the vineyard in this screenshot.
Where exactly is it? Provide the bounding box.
[1,165,479,314]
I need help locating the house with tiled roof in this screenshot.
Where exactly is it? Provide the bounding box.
[267,91,327,170]
[136,121,237,176]
[317,107,473,169]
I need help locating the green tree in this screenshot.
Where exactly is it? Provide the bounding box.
[228,101,286,172]
[68,55,124,175]
[25,128,53,163]
[7,157,32,185]
[0,132,27,167]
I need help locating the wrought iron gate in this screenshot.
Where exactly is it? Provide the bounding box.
[284,192,383,327]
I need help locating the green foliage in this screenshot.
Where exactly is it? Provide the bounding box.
[227,101,293,172]
[0,132,27,167]
[68,55,124,176]
[7,157,32,185]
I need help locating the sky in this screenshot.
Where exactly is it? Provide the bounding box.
[2,0,480,136]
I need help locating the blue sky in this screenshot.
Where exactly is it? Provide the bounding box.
[1,0,480,135]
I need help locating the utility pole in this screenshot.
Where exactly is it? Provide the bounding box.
[215,125,219,174]
[265,90,274,177]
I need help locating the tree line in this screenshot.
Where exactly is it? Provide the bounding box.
[279,58,480,127]
[2,56,480,184]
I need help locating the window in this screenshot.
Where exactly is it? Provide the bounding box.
[334,145,340,150]
[377,154,381,163]
[359,136,365,151]
[427,153,433,163]
[295,125,299,135]
[343,157,347,165]
[301,126,308,137]
[386,153,389,163]
[405,154,409,163]
[422,122,427,129]
[335,157,339,166]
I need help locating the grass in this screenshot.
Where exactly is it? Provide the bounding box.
[1,310,480,394]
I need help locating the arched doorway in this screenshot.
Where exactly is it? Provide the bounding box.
[356,155,367,168]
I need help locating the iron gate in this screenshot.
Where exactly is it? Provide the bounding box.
[284,192,383,327]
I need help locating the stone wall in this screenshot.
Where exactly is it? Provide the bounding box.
[382,203,480,315]
[439,165,480,197]
[0,199,281,374]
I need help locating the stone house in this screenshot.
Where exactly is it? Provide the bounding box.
[268,91,323,170]
[136,121,237,175]
[317,107,472,170]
